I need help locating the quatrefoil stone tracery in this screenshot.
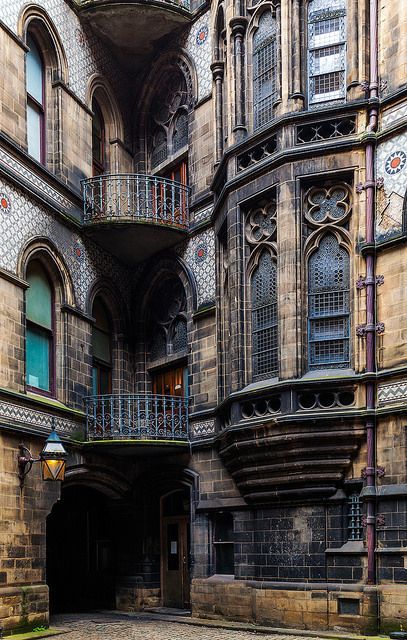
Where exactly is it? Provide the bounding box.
[246,204,277,244]
[306,184,351,225]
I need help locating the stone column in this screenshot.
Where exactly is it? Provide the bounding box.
[230,16,248,142]
[211,61,225,165]
[290,0,305,109]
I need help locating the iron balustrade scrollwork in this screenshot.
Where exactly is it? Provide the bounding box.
[76,0,191,10]
[82,174,189,230]
[84,394,189,441]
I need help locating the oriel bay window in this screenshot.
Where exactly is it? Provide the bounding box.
[26,261,54,393]
[92,298,112,395]
[26,32,45,163]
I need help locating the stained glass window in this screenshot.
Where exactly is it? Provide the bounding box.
[251,251,278,380]
[26,261,53,392]
[308,234,350,369]
[308,0,346,105]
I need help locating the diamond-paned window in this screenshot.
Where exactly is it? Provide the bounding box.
[253,11,279,129]
[308,0,346,106]
[308,234,350,369]
[251,251,278,380]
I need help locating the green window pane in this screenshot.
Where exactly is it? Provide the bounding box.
[92,327,111,364]
[26,262,52,329]
[26,326,50,391]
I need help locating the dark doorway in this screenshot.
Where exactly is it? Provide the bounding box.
[161,487,190,609]
[47,485,116,613]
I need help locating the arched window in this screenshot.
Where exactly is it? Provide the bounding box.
[251,251,278,380]
[307,0,346,105]
[26,261,53,393]
[253,10,279,130]
[26,33,45,163]
[92,98,106,176]
[92,298,112,395]
[149,68,189,169]
[308,234,350,369]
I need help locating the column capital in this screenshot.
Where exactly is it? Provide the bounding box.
[211,60,224,80]
[230,16,248,36]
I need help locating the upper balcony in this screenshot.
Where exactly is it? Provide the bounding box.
[75,0,192,69]
[82,174,189,264]
[84,393,189,455]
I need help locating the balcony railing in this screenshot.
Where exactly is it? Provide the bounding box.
[76,0,191,9]
[82,174,189,230]
[84,394,189,442]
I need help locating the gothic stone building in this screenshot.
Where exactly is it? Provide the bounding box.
[0,0,406,635]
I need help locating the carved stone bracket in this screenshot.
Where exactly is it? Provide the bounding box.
[356,275,384,289]
[356,180,380,193]
[356,322,385,336]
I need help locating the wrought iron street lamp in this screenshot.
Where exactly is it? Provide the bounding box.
[18,428,68,488]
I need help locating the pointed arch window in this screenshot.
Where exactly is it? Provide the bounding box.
[26,261,54,393]
[253,10,279,130]
[307,0,346,105]
[92,298,112,395]
[26,33,45,163]
[251,251,278,380]
[92,98,106,176]
[308,234,350,369]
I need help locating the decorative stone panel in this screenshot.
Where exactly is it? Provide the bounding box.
[376,131,407,241]
[378,380,407,406]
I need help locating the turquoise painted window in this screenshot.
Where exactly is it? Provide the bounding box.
[92,298,112,395]
[26,261,53,391]
[26,33,45,163]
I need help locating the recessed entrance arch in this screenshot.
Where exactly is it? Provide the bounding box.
[46,485,117,613]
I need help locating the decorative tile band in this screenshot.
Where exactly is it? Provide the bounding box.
[0,400,83,436]
[378,381,407,406]
[0,148,78,218]
[190,418,216,438]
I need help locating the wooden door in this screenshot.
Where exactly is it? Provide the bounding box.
[161,515,190,608]
[152,366,186,397]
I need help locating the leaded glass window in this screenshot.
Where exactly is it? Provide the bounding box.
[26,261,53,392]
[92,297,112,395]
[26,33,45,163]
[308,234,350,369]
[308,0,346,106]
[253,11,279,130]
[251,251,278,380]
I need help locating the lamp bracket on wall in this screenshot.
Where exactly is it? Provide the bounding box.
[18,445,39,489]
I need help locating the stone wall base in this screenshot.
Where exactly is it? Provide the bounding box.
[191,579,385,634]
[0,584,49,634]
[116,581,160,611]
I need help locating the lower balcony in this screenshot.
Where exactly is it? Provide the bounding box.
[82,174,189,264]
[84,393,189,455]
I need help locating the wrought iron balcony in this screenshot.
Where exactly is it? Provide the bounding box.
[82,174,189,263]
[84,394,189,444]
[75,1,192,71]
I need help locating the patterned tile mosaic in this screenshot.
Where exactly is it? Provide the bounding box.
[381,100,407,128]
[0,177,133,312]
[378,380,407,406]
[193,205,213,224]
[177,227,216,307]
[190,418,216,438]
[183,10,212,101]
[376,131,407,241]
[0,400,82,435]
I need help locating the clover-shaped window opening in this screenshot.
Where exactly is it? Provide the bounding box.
[306,184,351,225]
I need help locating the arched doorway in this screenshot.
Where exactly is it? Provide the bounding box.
[46,485,116,612]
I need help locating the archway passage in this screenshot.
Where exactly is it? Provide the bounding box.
[46,486,116,613]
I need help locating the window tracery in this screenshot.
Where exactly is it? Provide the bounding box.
[150,69,189,169]
[305,182,352,370]
[246,197,278,381]
[149,275,188,360]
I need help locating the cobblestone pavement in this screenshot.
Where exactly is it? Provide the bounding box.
[51,613,328,640]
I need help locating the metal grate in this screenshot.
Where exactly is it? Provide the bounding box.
[348,493,363,541]
[308,234,350,369]
[308,0,346,105]
[252,251,278,379]
[253,11,278,129]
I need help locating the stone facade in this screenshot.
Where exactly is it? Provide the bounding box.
[0,0,406,635]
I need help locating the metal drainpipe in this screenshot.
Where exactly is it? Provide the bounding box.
[364,0,379,586]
